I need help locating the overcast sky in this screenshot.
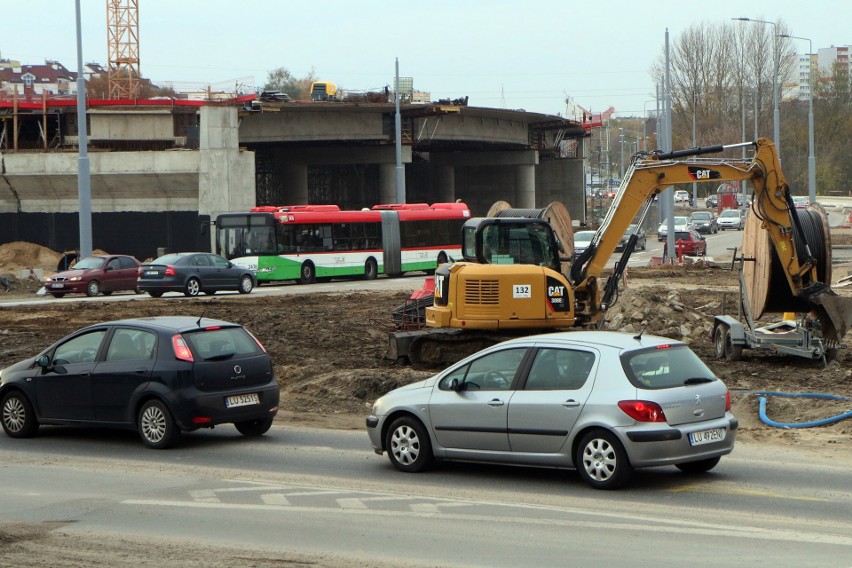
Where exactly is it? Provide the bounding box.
[3,0,848,118]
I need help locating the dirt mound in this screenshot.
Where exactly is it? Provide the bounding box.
[0,241,62,275]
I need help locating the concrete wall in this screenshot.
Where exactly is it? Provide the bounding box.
[240,108,387,143]
[89,110,175,140]
[1,151,200,213]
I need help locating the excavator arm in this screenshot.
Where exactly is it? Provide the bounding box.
[571,138,850,340]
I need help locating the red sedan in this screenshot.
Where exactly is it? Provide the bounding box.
[674,230,707,256]
[43,254,142,298]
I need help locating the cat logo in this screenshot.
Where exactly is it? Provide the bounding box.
[548,285,565,297]
[688,166,720,181]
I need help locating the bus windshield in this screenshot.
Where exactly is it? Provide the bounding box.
[217,214,276,258]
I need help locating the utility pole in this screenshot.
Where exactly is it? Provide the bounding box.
[394,58,405,203]
[75,0,92,257]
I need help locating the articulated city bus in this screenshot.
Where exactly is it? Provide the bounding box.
[215,202,470,284]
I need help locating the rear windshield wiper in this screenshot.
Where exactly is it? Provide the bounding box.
[683,377,714,385]
[204,352,236,361]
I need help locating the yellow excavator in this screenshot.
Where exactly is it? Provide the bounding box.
[390,138,851,365]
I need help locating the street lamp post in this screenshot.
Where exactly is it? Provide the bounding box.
[619,127,624,181]
[781,34,816,203]
[734,17,780,161]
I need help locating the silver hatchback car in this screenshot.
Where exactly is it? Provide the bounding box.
[367,331,737,489]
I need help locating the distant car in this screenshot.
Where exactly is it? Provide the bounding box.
[0,316,279,448]
[366,330,737,489]
[616,224,647,251]
[705,195,718,209]
[573,230,596,257]
[657,216,692,241]
[717,209,745,231]
[674,190,691,205]
[688,211,718,234]
[674,230,707,256]
[137,252,256,298]
[43,254,141,298]
[792,196,809,209]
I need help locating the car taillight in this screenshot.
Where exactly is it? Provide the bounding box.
[165,266,175,276]
[172,334,194,362]
[246,329,267,353]
[725,390,731,412]
[618,400,667,422]
[137,267,142,277]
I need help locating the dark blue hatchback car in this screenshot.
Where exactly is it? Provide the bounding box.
[0,316,279,448]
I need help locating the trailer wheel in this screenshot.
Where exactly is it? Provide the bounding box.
[713,324,728,359]
[725,332,743,361]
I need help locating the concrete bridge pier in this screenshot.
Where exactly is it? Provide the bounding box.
[515,163,536,209]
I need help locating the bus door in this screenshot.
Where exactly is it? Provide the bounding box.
[380,211,401,276]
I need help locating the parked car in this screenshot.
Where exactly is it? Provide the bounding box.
[572,230,596,257]
[137,252,256,297]
[366,331,736,489]
[674,190,691,204]
[0,316,279,448]
[705,195,718,209]
[688,210,718,234]
[717,209,745,231]
[657,216,692,241]
[792,196,809,209]
[616,224,647,251]
[674,230,707,256]
[42,254,141,298]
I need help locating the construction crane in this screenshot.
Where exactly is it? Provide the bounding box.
[106,0,140,99]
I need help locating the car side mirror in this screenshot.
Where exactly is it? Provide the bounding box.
[449,378,463,392]
[36,354,50,368]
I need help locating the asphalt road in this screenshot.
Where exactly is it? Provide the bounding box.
[1,426,850,567]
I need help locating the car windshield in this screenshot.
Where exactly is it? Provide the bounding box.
[690,212,712,220]
[622,345,716,389]
[674,232,692,240]
[71,257,105,270]
[719,210,739,218]
[574,231,595,243]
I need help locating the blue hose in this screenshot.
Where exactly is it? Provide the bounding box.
[749,391,852,429]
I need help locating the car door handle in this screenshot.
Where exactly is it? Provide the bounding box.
[487,398,505,407]
[562,400,580,408]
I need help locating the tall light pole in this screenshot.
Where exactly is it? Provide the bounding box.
[619,127,625,181]
[692,91,698,206]
[781,34,816,203]
[734,18,780,161]
[74,0,92,257]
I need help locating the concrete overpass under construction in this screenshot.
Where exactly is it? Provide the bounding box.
[0,97,587,260]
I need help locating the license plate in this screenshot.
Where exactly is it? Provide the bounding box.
[144,270,159,277]
[50,284,64,289]
[225,393,260,408]
[689,427,726,446]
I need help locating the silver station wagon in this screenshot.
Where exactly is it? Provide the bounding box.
[367,331,737,489]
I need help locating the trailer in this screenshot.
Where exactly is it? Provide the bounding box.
[712,253,839,364]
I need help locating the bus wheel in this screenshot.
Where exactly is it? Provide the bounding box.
[364,258,378,280]
[299,261,316,284]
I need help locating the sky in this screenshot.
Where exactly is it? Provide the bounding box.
[2,0,849,119]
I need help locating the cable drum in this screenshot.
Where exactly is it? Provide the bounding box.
[742,204,833,317]
[487,201,575,264]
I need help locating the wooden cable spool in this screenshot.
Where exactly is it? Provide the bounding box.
[488,201,574,271]
[741,204,832,317]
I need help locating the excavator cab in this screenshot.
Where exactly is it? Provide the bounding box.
[460,217,562,273]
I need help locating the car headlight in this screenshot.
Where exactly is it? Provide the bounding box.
[69,277,82,282]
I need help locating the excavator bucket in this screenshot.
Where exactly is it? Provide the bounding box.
[807,288,852,343]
